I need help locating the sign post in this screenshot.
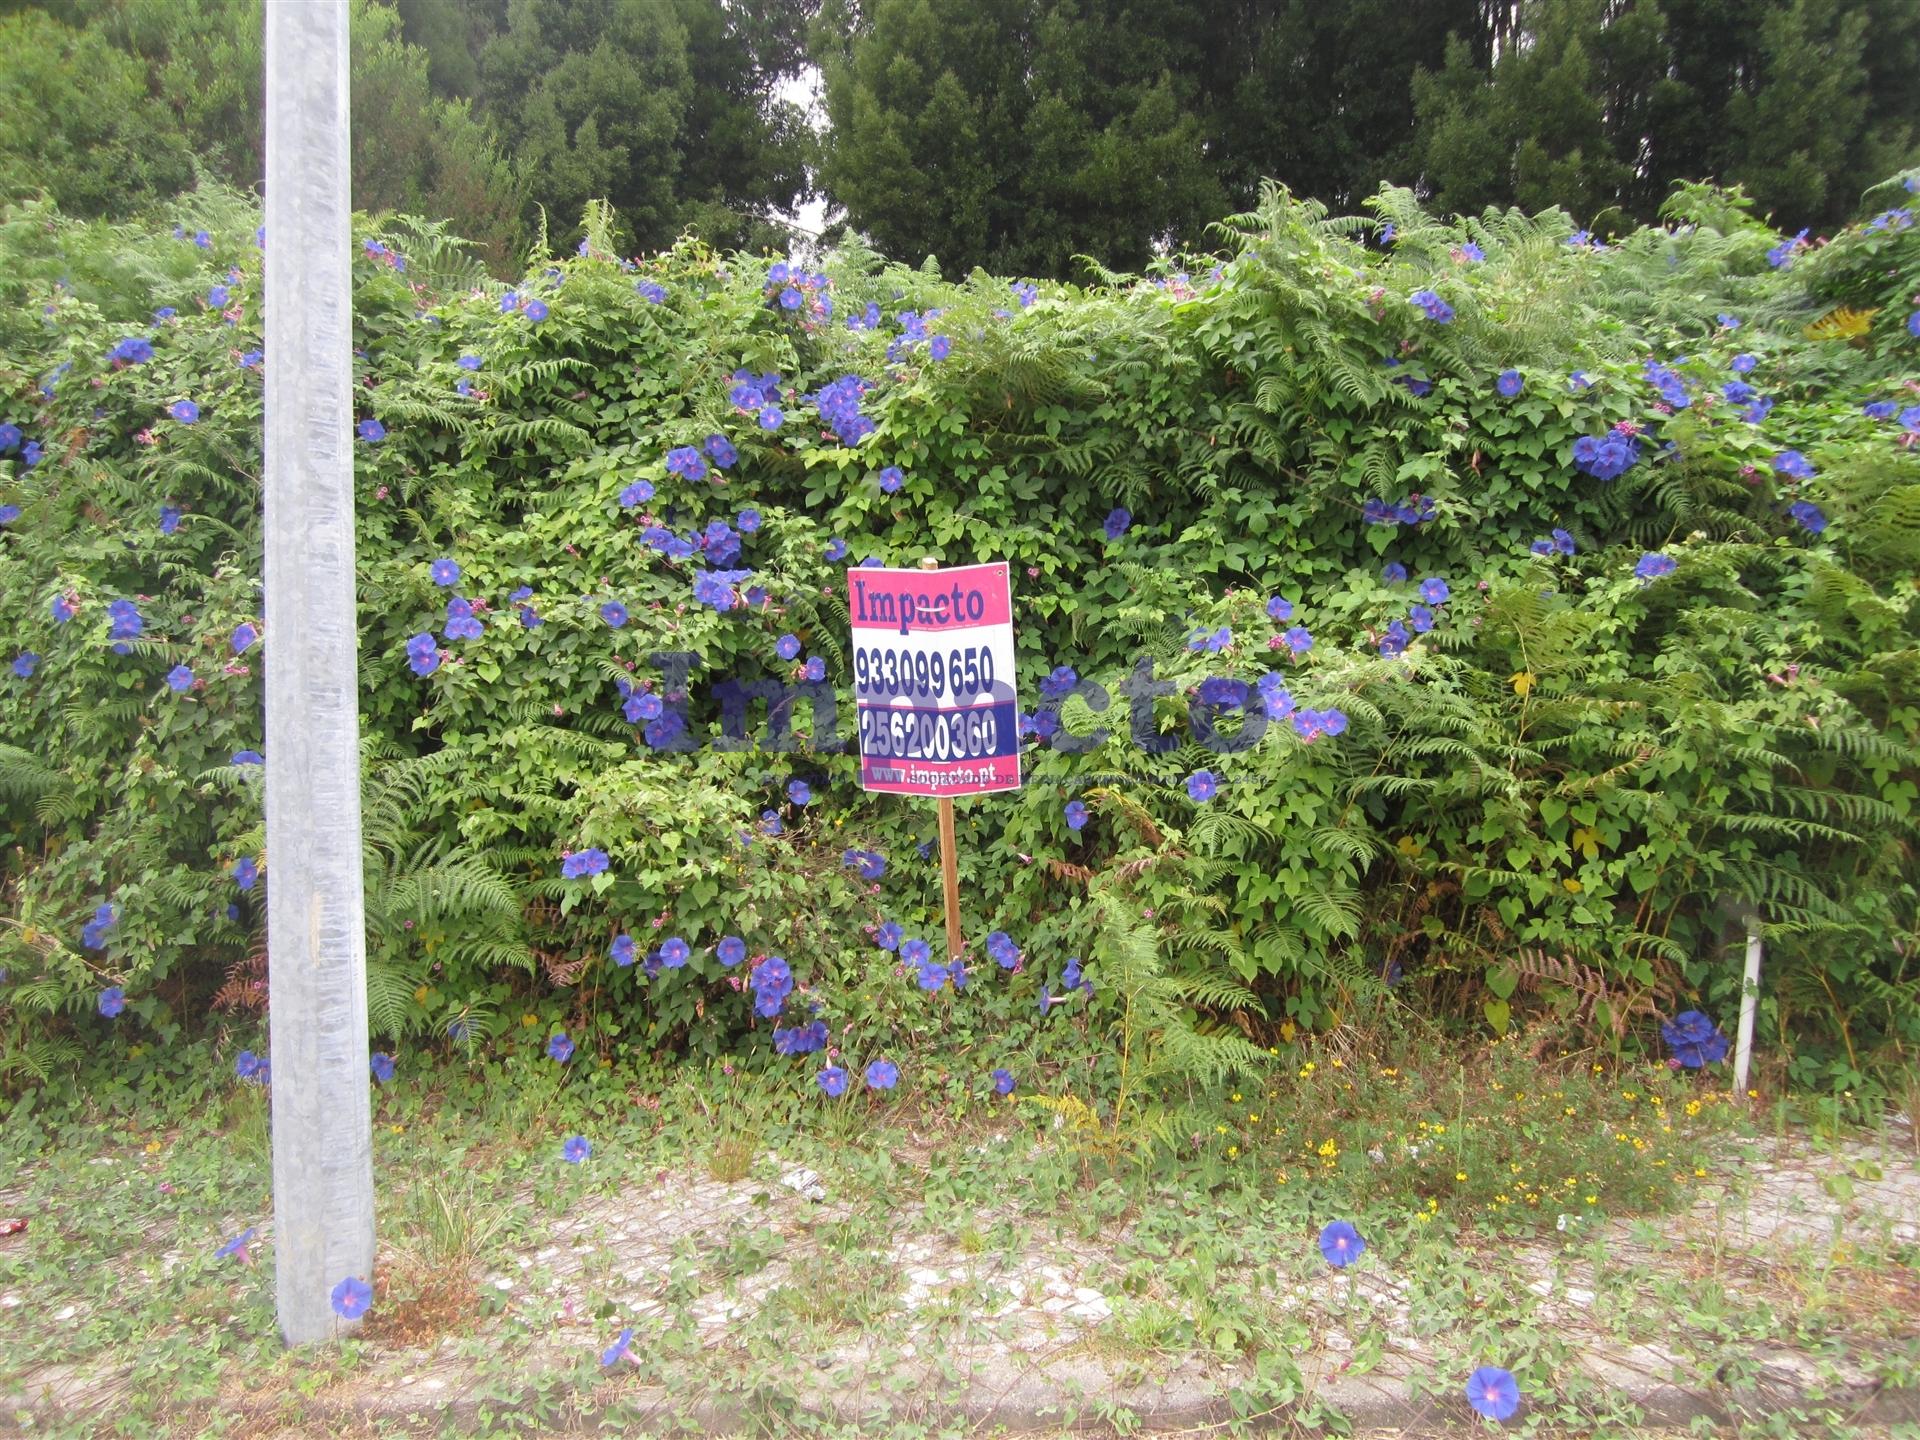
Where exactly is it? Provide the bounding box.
[849,558,1020,958]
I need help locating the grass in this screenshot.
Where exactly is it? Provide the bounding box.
[0,1036,1914,1438]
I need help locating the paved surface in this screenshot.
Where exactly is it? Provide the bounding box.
[6,1129,1919,1435]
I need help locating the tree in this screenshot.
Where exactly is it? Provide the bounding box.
[0,10,196,216]
[817,0,1225,277]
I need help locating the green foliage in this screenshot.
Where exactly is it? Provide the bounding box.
[2,174,1918,1102]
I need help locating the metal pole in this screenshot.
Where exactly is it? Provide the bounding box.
[263,0,375,1345]
[920,559,965,959]
[1733,918,1763,1099]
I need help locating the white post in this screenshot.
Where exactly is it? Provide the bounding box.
[263,0,375,1345]
[1733,918,1763,1099]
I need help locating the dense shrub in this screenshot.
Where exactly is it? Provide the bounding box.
[2,178,1917,1097]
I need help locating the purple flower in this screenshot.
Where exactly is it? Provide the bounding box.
[611,934,637,967]
[98,986,126,1017]
[1496,369,1523,398]
[619,480,656,508]
[1787,500,1827,534]
[215,1228,257,1262]
[1282,626,1313,655]
[1064,799,1089,832]
[1408,603,1435,633]
[1418,576,1450,605]
[330,1277,373,1320]
[560,848,610,879]
[805,656,825,682]
[738,508,761,533]
[1410,288,1454,323]
[601,1326,634,1366]
[168,400,199,424]
[665,446,708,482]
[1186,771,1218,803]
[600,601,628,628]
[1660,1010,1728,1068]
[51,595,75,623]
[231,856,258,891]
[1634,552,1676,583]
[817,1065,848,1097]
[1318,1219,1365,1267]
[878,465,904,493]
[824,538,848,562]
[775,633,802,661]
[929,335,951,360]
[430,558,461,586]
[11,653,38,679]
[717,935,747,966]
[231,749,264,767]
[865,1059,899,1091]
[109,336,154,365]
[1731,353,1758,375]
[1382,563,1407,583]
[758,406,784,430]
[370,1052,395,1083]
[405,632,440,677]
[986,931,1021,969]
[0,504,21,526]
[356,418,385,444]
[547,1032,575,1064]
[1104,508,1131,540]
[1772,450,1815,479]
[523,299,549,323]
[231,623,258,653]
[1266,596,1293,623]
[1465,1367,1521,1422]
[875,922,903,952]
[659,937,690,968]
[443,597,483,641]
[166,664,194,693]
[562,1135,590,1163]
[991,1068,1015,1095]
[457,354,482,371]
[160,505,183,535]
[787,780,811,806]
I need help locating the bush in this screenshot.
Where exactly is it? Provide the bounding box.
[2,177,1917,1099]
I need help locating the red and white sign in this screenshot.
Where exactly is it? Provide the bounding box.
[848,562,1020,796]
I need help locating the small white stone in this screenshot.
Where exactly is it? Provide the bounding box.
[1067,1296,1111,1321]
[493,1278,513,1291]
[54,1305,76,1321]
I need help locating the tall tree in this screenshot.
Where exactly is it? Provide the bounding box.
[817,0,1224,277]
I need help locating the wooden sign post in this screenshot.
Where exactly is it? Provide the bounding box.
[847,556,1021,961]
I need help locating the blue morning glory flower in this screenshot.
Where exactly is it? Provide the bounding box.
[1634,552,1676,583]
[160,504,184,535]
[98,986,126,1017]
[1410,288,1454,323]
[600,601,628,628]
[457,354,482,371]
[1717,313,1739,329]
[370,1052,395,1083]
[986,931,1020,969]
[611,934,637,967]
[843,848,886,880]
[619,480,655,507]
[168,400,199,424]
[1382,562,1407,583]
[562,1135,590,1163]
[714,935,747,967]
[824,538,848,562]
[1864,401,1898,420]
[1418,576,1450,605]
[1787,500,1827,534]
[775,633,802,661]
[665,446,708,482]
[430,559,460,587]
[11,653,37,679]
[1040,665,1078,700]
[759,406,784,430]
[356,418,385,444]
[1466,1367,1521,1421]
[991,1068,1015,1095]
[405,633,440,676]
[737,508,761,533]
[1730,353,1757,374]
[865,1059,899,1090]
[1064,800,1088,832]
[874,922,903,952]
[1408,603,1434,632]
[442,598,483,641]
[0,505,19,526]
[1772,450,1814,479]
[110,336,154,365]
[1104,508,1131,540]
[206,285,229,308]
[231,622,258,653]
[788,780,811,805]
[330,1277,373,1320]
[600,1326,635,1366]
[1458,241,1484,261]
[231,856,258,891]
[1318,1219,1365,1267]
[1282,626,1312,655]
[817,1065,848,1097]
[560,848,609,879]
[215,1228,257,1262]
[165,664,194,693]
[1186,771,1218,803]
[523,298,549,323]
[192,231,211,248]
[804,656,825,682]
[879,465,904,493]
[547,1032,575,1063]
[1660,1009,1728,1067]
[1266,596,1293,623]
[760,810,783,837]
[659,937,690,968]
[1551,528,1574,554]
[929,335,951,360]
[1496,369,1523,398]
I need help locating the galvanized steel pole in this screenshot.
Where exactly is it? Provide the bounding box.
[263,0,375,1345]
